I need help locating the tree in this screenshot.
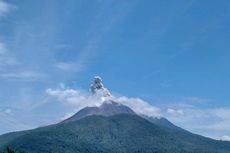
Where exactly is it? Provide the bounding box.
[6,147,16,153]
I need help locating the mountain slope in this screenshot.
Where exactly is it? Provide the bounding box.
[63,101,182,131]
[1,114,230,153]
[62,101,135,123]
[0,131,29,148]
[141,115,186,132]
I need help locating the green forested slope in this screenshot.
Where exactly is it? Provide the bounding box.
[1,114,230,153]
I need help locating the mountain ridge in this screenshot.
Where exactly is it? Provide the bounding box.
[1,114,230,153]
[1,75,229,152]
[62,100,183,132]
[62,100,135,123]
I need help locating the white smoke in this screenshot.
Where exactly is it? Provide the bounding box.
[46,76,161,117]
[113,96,162,117]
[46,88,104,111]
[46,77,230,140]
[90,76,111,97]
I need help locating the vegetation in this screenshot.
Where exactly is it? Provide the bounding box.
[0,147,17,153]
[0,114,230,153]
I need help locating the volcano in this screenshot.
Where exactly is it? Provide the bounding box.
[0,76,230,153]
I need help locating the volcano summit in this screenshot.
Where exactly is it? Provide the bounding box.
[0,77,230,153]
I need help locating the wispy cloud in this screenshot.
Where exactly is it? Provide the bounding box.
[0,56,18,66]
[55,62,85,72]
[0,71,46,81]
[0,41,7,54]
[0,0,16,17]
[46,85,162,117]
[114,96,162,117]
[0,1,18,68]
[46,88,104,110]
[166,108,184,116]
[165,104,230,140]
[0,107,33,134]
[0,41,18,67]
[54,1,138,76]
[4,108,12,115]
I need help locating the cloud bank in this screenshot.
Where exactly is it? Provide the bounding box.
[46,88,103,110]
[221,136,230,141]
[114,96,161,117]
[46,83,230,141]
[46,86,162,117]
[165,104,230,141]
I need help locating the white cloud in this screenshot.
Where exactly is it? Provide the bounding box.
[55,62,85,72]
[46,88,103,111]
[46,87,162,117]
[167,108,184,116]
[0,71,46,80]
[60,112,76,121]
[221,135,230,141]
[114,96,162,117]
[0,0,15,17]
[46,85,230,141]
[4,108,12,115]
[168,107,230,131]
[206,108,230,130]
[165,105,230,140]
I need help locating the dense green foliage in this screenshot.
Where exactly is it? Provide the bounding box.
[6,147,17,153]
[0,131,28,148]
[0,147,17,153]
[0,114,230,153]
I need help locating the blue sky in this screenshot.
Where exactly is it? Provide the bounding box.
[0,0,230,140]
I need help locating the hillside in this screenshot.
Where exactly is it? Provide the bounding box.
[1,114,230,153]
[62,101,135,123]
